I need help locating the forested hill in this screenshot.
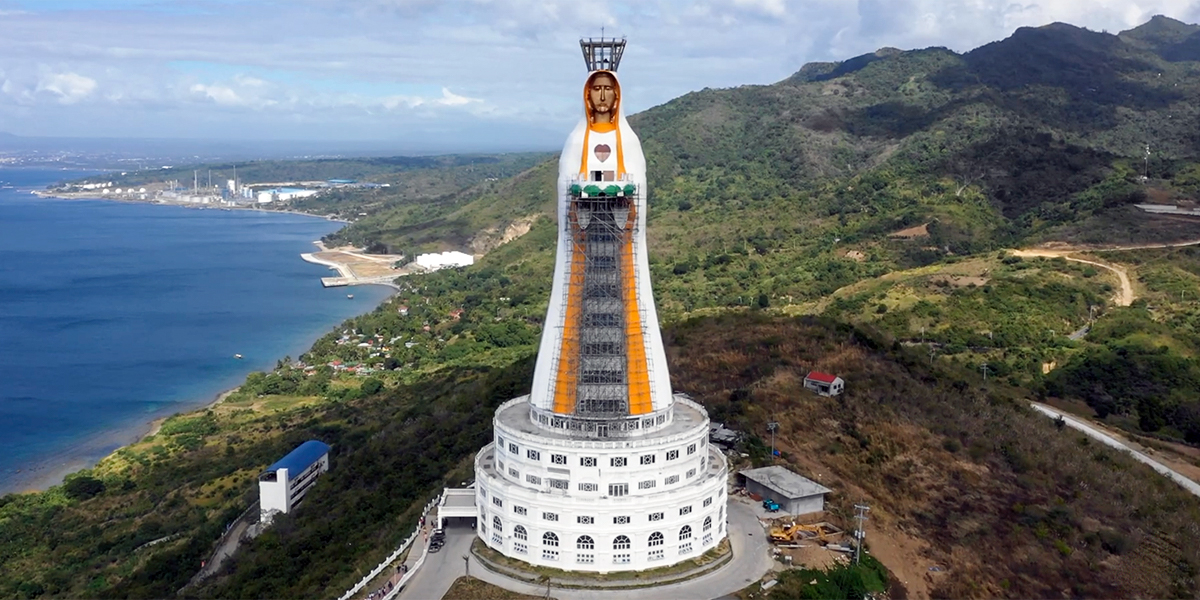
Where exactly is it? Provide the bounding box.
[631,15,1200,232]
[337,16,1200,266]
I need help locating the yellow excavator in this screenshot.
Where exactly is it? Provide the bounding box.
[769,522,831,544]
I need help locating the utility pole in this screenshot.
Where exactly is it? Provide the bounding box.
[980,362,988,383]
[767,421,779,461]
[853,503,870,565]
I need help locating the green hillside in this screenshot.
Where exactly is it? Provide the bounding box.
[7,15,1200,600]
[333,17,1200,299]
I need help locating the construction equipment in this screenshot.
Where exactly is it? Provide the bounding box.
[762,498,780,512]
[769,522,834,544]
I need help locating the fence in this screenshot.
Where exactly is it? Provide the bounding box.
[336,492,444,600]
[180,500,261,592]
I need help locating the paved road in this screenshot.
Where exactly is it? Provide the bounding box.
[1030,402,1200,499]
[399,499,773,600]
[397,522,476,600]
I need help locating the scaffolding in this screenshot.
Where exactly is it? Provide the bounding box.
[552,178,648,419]
[580,36,626,72]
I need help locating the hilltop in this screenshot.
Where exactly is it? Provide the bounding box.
[7,15,1200,600]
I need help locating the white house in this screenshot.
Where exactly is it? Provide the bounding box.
[259,440,331,524]
[803,371,844,396]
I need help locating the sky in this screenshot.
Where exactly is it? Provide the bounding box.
[1,0,1199,152]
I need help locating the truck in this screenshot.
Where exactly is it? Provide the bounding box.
[762,498,780,512]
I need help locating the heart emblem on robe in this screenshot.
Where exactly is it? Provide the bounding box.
[594,144,611,162]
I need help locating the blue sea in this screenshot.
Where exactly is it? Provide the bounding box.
[0,168,392,494]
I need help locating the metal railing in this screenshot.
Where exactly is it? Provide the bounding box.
[336,493,443,600]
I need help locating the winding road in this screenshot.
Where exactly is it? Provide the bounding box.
[1011,249,1134,307]
[1030,403,1200,499]
[1013,237,1200,309]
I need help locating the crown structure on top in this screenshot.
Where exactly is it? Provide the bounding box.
[580,36,626,72]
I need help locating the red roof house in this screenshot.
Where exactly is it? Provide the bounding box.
[804,371,844,396]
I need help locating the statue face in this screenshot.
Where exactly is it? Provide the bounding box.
[588,74,616,117]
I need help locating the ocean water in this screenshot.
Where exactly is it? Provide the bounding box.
[0,168,392,493]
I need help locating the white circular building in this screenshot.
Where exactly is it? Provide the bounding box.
[473,37,728,573]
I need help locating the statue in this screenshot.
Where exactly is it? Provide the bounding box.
[528,37,673,433]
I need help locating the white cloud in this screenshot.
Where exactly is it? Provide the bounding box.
[0,0,1197,144]
[35,72,96,104]
[190,83,243,106]
[729,0,787,18]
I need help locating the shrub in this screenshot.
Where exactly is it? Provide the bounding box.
[63,476,105,500]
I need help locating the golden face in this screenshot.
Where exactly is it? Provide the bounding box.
[588,74,616,116]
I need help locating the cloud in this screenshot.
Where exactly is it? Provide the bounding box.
[35,71,96,104]
[0,0,1197,146]
[729,0,787,18]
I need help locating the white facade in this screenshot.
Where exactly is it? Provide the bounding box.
[414,251,474,271]
[256,188,319,203]
[476,396,728,572]
[803,374,844,397]
[259,441,331,524]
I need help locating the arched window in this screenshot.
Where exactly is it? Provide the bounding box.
[493,516,503,533]
[577,535,595,550]
[543,532,559,547]
[679,525,692,540]
[703,516,712,532]
[613,535,631,550]
[648,531,664,547]
[514,525,527,541]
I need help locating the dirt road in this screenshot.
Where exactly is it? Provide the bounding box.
[1011,249,1134,307]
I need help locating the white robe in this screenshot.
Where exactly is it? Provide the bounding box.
[528,71,673,416]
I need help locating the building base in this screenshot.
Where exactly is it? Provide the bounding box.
[474,396,729,572]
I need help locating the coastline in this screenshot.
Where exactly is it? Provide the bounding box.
[1,190,396,497]
[30,189,350,224]
[4,388,242,495]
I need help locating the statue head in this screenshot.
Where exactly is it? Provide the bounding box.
[585,71,619,125]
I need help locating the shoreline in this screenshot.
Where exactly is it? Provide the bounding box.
[30,189,350,224]
[2,190,394,496]
[2,387,241,495]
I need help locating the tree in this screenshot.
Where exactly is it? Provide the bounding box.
[361,378,384,396]
[64,476,105,500]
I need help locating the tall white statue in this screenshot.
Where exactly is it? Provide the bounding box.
[529,41,673,427]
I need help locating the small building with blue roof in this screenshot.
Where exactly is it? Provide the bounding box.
[259,440,331,523]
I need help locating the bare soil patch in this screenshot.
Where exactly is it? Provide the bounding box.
[888,223,929,239]
[442,576,549,600]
